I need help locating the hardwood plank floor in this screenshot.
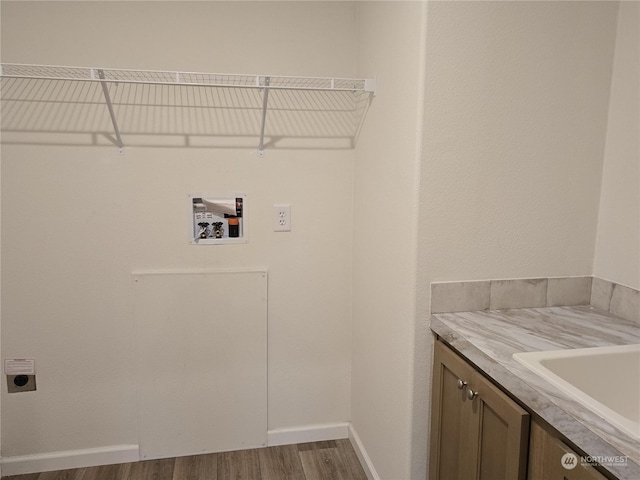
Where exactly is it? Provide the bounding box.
[2,440,367,480]
[298,440,362,480]
[172,454,217,480]
[257,445,304,480]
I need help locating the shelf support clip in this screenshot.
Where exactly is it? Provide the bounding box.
[97,69,124,153]
[257,76,271,158]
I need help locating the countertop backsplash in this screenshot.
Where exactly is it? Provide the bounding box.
[431,276,639,323]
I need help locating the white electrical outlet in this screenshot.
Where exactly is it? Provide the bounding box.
[273,204,291,232]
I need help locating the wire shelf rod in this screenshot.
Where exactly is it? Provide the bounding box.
[258,76,271,156]
[97,69,124,150]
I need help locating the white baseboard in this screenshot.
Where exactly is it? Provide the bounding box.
[1,425,364,476]
[267,422,349,446]
[1,444,139,476]
[348,424,380,480]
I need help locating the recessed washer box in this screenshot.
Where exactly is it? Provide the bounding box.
[188,193,247,245]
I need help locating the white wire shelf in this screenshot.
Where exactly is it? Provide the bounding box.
[0,63,375,93]
[1,63,375,154]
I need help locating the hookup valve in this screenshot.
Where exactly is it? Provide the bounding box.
[197,222,211,239]
[212,222,224,239]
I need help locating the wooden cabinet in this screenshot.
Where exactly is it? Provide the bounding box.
[528,421,608,480]
[430,339,530,480]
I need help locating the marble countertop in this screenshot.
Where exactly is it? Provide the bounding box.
[430,305,640,480]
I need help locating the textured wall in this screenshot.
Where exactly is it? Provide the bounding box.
[0,2,630,477]
[352,2,425,479]
[593,1,640,289]
[419,0,618,284]
[1,1,356,457]
[417,1,619,477]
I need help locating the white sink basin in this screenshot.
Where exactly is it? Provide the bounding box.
[513,344,640,439]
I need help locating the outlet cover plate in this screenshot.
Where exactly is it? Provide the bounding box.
[273,204,291,232]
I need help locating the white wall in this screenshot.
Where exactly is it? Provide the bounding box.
[1,1,356,457]
[0,1,633,478]
[593,1,640,290]
[352,2,425,479]
[419,0,618,285]
[417,0,619,477]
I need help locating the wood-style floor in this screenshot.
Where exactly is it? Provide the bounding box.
[2,440,368,480]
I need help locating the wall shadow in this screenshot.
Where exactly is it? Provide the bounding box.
[1,78,373,151]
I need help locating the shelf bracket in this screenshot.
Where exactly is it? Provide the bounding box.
[97,69,124,152]
[257,76,271,158]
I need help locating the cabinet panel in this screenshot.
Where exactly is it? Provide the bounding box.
[430,340,530,480]
[529,421,608,480]
[472,367,529,480]
[438,365,467,479]
[430,339,477,480]
[478,404,509,479]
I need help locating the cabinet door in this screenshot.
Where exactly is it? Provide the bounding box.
[468,368,530,480]
[430,339,478,480]
[430,340,530,480]
[529,421,608,480]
